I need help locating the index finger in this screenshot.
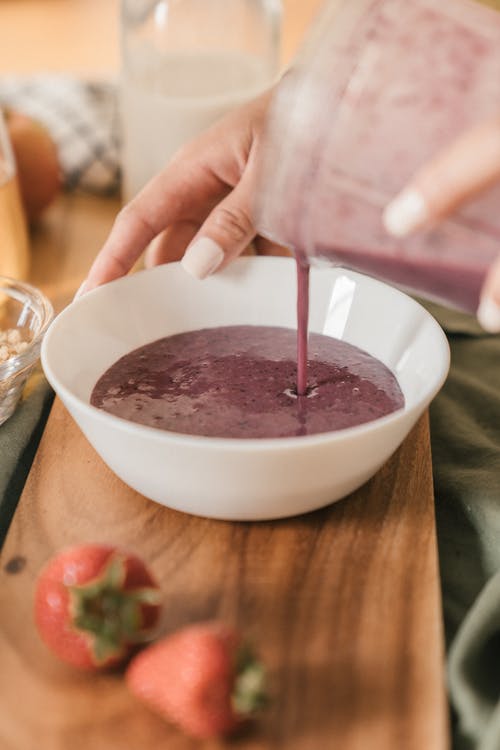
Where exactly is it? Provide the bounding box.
[84,154,223,291]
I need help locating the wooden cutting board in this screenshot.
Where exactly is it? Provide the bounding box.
[0,399,449,750]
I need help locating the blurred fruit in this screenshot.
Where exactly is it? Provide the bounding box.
[5,108,61,221]
[34,544,162,670]
[126,621,267,739]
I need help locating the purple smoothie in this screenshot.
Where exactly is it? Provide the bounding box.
[255,0,500,315]
[302,194,494,313]
[91,325,404,439]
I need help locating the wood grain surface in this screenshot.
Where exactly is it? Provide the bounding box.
[0,402,449,749]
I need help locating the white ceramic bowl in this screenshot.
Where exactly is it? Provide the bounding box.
[41,258,449,520]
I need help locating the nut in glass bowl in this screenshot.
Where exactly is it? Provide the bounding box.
[0,276,53,426]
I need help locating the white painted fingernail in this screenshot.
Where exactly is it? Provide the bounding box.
[383,188,429,237]
[477,296,500,333]
[181,238,224,280]
[73,280,88,301]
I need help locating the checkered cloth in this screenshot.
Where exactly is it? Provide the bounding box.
[0,75,121,195]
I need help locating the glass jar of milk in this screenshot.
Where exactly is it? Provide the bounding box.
[120,0,282,201]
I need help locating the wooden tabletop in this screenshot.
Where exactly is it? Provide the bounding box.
[0,2,449,748]
[0,403,448,750]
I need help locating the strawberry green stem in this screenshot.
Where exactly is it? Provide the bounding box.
[232,645,268,715]
[69,554,160,665]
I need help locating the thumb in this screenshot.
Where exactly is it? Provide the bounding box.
[383,116,500,237]
[181,174,256,280]
[477,255,500,333]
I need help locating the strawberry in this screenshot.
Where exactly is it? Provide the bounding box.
[126,621,267,739]
[34,544,161,670]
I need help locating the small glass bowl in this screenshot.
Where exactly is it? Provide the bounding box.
[0,276,54,426]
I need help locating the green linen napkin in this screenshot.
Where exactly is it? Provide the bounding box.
[449,574,500,750]
[424,302,500,750]
[0,369,53,547]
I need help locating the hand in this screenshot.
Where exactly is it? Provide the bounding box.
[81,91,287,295]
[382,116,500,332]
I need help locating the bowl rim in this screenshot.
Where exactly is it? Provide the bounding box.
[41,259,451,450]
[0,275,54,381]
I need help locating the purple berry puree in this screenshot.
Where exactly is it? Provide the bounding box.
[91,325,404,439]
[256,2,500,316]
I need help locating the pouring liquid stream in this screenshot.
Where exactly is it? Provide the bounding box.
[296,256,310,397]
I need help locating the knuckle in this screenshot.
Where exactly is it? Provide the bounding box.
[213,204,253,244]
[115,203,157,243]
[115,203,134,225]
[170,141,194,164]
[107,252,129,277]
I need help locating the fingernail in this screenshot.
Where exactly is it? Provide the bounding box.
[383,188,429,237]
[73,280,88,301]
[477,296,500,333]
[181,238,224,280]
